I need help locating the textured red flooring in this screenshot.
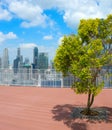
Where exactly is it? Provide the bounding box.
[0,86,112,130]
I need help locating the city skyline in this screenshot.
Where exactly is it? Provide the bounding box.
[0,47,49,67]
[0,0,112,63]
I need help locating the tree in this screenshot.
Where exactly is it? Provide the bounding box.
[54,14,112,115]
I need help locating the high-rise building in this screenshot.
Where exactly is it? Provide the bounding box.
[50,60,54,69]
[13,48,23,73]
[2,48,9,69]
[17,48,21,59]
[0,57,2,68]
[24,57,30,65]
[38,52,48,69]
[33,47,38,69]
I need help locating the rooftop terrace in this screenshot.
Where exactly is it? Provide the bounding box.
[0,86,112,130]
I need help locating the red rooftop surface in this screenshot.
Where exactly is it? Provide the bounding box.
[0,86,112,130]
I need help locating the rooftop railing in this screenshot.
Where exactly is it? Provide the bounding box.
[0,68,111,88]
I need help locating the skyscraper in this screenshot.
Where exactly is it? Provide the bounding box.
[38,52,48,69]
[13,48,23,73]
[2,48,9,69]
[33,47,38,69]
[17,48,20,58]
[0,57,2,68]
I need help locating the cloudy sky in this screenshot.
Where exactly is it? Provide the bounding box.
[0,0,112,64]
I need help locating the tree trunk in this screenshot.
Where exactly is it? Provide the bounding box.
[86,90,94,115]
[86,74,96,115]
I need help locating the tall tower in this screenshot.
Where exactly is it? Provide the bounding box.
[38,52,48,69]
[17,47,23,65]
[2,48,9,69]
[17,48,20,58]
[33,47,38,69]
[0,57,2,68]
[13,48,23,73]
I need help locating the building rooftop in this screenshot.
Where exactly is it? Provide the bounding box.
[0,86,112,130]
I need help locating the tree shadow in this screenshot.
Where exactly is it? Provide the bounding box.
[52,104,87,130]
[52,104,112,130]
[105,107,112,122]
[86,106,112,123]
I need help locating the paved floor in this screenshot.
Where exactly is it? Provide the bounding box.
[0,86,112,130]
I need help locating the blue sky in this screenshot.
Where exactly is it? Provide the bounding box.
[0,0,112,65]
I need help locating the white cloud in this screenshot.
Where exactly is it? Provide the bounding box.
[0,32,17,43]
[36,0,112,28]
[6,32,17,39]
[57,0,110,28]
[1,0,112,28]
[43,35,53,40]
[0,7,12,21]
[20,43,37,49]
[8,0,47,28]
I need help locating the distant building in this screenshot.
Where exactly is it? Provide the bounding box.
[13,58,19,73]
[17,47,20,58]
[38,52,48,69]
[24,57,30,65]
[2,48,9,69]
[22,64,31,80]
[33,47,38,69]
[0,57,2,68]
[13,48,23,73]
[50,60,55,69]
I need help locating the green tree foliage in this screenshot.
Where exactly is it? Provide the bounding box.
[54,14,112,115]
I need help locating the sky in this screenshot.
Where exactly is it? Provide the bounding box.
[0,0,112,65]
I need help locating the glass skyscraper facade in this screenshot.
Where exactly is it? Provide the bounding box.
[2,48,9,69]
[38,52,48,69]
[13,48,23,73]
[33,47,38,69]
